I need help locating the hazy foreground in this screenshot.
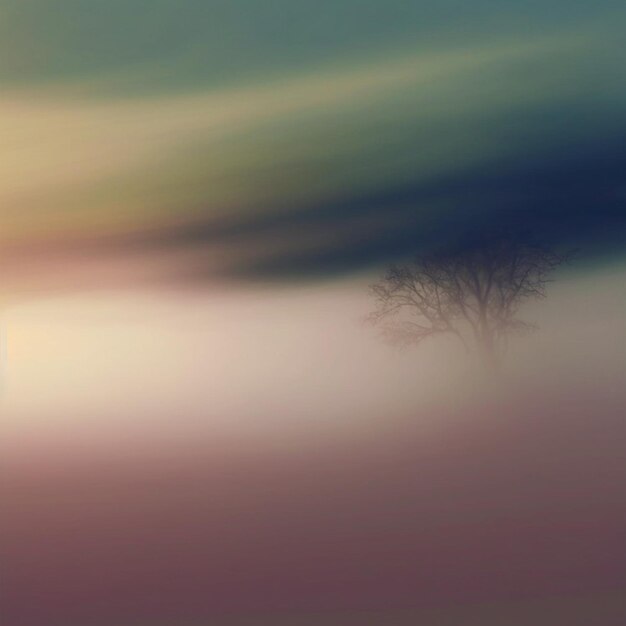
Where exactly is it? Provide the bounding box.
[2,266,625,626]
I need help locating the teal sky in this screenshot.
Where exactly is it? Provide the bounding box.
[1,1,625,279]
[0,1,617,93]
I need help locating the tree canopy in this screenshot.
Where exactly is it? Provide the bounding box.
[367,234,569,366]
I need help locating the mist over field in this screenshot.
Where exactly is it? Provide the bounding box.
[1,2,625,625]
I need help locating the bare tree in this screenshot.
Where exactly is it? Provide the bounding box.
[367,234,569,368]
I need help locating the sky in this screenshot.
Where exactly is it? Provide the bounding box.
[1,0,625,282]
[1,2,625,625]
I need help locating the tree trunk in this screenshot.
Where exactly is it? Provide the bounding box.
[476,326,501,374]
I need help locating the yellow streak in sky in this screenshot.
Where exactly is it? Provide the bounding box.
[0,38,572,244]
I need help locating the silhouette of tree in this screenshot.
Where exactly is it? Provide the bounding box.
[367,234,569,368]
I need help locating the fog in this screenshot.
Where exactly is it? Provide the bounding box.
[2,2,625,624]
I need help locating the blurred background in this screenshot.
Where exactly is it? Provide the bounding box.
[1,2,625,625]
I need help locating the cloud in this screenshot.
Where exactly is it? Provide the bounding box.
[1,28,625,284]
